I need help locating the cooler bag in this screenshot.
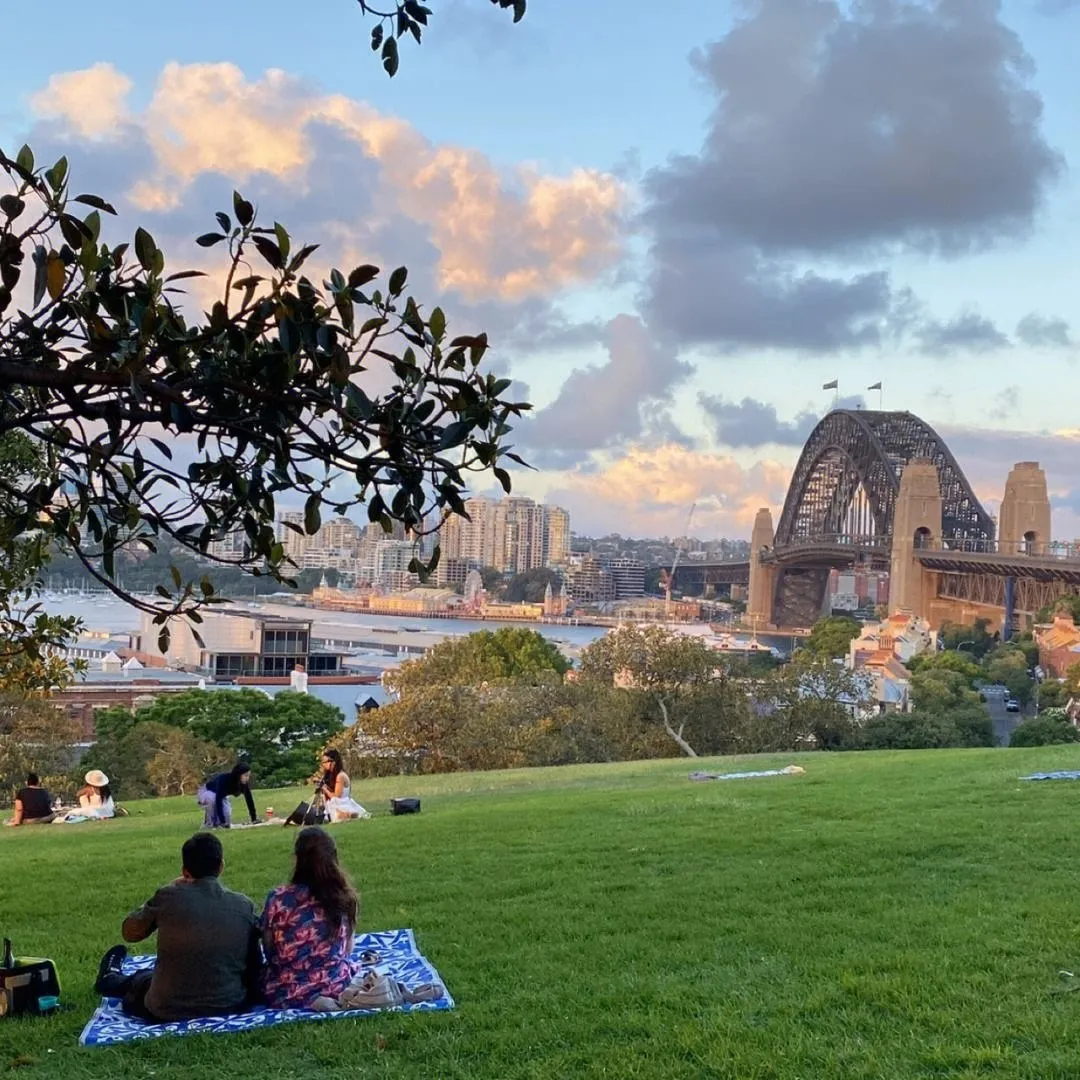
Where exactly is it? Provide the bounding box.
[0,939,60,1017]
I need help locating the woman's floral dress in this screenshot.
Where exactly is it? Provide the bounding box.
[260,883,357,1008]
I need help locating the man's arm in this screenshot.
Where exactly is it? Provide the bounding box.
[11,798,23,826]
[241,784,257,824]
[121,888,166,943]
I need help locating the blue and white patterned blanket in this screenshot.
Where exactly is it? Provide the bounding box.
[1020,770,1080,781]
[79,929,454,1046]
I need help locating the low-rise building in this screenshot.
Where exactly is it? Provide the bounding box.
[1035,614,1080,679]
[134,608,342,679]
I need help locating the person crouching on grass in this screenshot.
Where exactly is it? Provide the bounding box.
[94,833,262,1021]
[197,760,258,829]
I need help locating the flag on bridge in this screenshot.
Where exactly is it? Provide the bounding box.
[867,381,882,391]
[822,380,838,390]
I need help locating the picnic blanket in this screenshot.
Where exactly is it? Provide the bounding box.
[79,929,453,1046]
[1019,770,1080,781]
[690,765,806,782]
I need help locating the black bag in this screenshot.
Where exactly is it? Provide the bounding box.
[390,797,421,816]
[0,940,60,1018]
[283,796,327,827]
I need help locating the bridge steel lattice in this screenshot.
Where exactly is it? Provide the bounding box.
[767,410,994,626]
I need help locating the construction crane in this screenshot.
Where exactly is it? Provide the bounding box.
[664,502,697,618]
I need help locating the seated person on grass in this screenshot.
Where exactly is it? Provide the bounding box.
[4,773,54,826]
[95,833,262,1022]
[261,826,440,1011]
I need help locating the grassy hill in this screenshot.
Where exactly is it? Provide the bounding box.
[4,747,1080,1078]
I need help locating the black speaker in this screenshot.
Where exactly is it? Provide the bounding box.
[390,797,421,816]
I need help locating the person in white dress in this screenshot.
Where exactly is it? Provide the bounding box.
[55,769,116,823]
[317,750,369,823]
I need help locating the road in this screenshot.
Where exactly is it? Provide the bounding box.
[981,685,1021,747]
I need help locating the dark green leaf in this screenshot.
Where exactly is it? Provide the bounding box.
[196,232,226,248]
[304,494,322,535]
[371,23,384,49]
[252,235,283,269]
[164,269,207,282]
[215,211,232,233]
[233,191,255,227]
[0,195,25,219]
[429,306,446,342]
[73,193,117,214]
[388,265,408,294]
[382,36,399,77]
[134,227,157,272]
[349,264,380,289]
[15,145,34,173]
[279,316,300,354]
[512,0,526,22]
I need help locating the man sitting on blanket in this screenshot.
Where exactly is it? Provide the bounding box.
[94,832,262,1022]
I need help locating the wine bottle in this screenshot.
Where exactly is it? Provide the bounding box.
[2,938,13,969]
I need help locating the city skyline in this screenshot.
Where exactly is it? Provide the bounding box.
[6,0,1078,542]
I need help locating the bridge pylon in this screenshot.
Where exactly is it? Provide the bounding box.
[999,462,1050,556]
[748,507,777,628]
[890,459,942,619]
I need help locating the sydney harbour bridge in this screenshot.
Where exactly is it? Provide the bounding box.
[670,409,1080,632]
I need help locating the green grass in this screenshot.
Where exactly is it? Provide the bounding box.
[5,747,1080,1078]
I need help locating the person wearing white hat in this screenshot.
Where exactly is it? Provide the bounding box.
[76,770,115,819]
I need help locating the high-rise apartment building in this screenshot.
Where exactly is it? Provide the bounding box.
[275,511,309,564]
[437,497,570,573]
[543,505,570,566]
[207,530,249,561]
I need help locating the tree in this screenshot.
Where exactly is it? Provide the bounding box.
[477,566,506,596]
[1009,709,1080,747]
[0,694,81,804]
[577,625,729,757]
[0,153,530,659]
[907,669,995,747]
[802,616,861,660]
[0,0,536,662]
[1037,680,1068,710]
[937,619,995,660]
[752,655,871,751]
[984,647,1033,705]
[357,0,526,78]
[503,568,560,604]
[388,627,569,697]
[1035,595,1080,625]
[86,689,344,789]
[905,649,982,685]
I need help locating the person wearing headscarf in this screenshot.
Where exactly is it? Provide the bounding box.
[196,762,257,829]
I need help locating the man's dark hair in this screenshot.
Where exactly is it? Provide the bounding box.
[26,772,39,785]
[182,833,224,879]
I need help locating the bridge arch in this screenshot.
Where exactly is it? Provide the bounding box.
[774,410,994,549]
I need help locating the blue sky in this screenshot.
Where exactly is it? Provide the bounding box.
[4,0,1079,539]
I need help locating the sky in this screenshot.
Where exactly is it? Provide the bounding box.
[4,0,1080,541]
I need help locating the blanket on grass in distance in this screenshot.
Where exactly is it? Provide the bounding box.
[1019,771,1080,781]
[79,929,453,1046]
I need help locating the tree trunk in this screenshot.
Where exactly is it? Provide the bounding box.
[656,696,698,757]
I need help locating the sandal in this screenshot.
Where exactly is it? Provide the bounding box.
[401,983,444,1004]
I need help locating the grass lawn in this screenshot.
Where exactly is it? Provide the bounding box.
[4,747,1080,1078]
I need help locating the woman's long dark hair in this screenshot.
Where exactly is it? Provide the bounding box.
[292,827,358,937]
[321,748,343,789]
[97,783,112,801]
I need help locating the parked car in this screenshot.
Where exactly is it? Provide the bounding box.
[1005,698,1020,713]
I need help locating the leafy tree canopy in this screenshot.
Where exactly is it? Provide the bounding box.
[388,627,569,696]
[802,616,861,660]
[89,689,344,789]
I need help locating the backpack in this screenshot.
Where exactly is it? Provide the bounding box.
[0,939,60,1018]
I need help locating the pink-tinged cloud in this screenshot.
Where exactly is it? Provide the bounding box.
[30,62,625,304]
[534,444,792,539]
[30,63,133,140]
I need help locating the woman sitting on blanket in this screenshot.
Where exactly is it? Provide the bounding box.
[55,769,117,823]
[77,769,116,817]
[196,761,257,829]
[260,826,362,1010]
[261,827,441,1012]
[316,749,369,823]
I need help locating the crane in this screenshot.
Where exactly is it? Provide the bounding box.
[664,501,697,618]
